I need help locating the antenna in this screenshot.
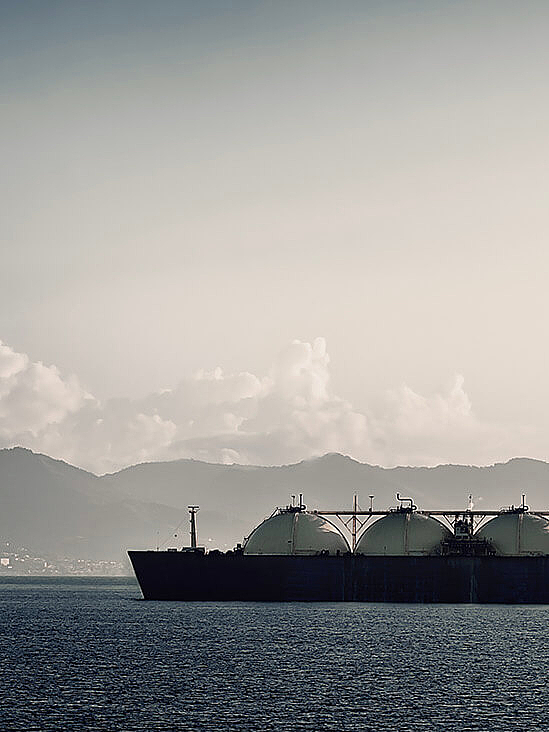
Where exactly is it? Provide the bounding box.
[369,495,374,512]
[352,494,358,551]
[188,506,200,548]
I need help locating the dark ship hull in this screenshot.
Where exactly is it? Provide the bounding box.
[128,550,549,604]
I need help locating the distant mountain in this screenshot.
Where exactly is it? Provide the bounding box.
[0,448,176,562]
[2,447,549,564]
[104,451,549,533]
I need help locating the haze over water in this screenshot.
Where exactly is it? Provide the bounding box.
[1,577,546,731]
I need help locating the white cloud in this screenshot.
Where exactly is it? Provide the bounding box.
[0,340,90,440]
[0,337,529,473]
[369,374,529,467]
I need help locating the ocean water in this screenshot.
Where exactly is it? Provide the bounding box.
[0,578,547,731]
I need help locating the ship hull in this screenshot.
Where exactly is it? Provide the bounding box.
[128,551,549,603]
[128,551,350,601]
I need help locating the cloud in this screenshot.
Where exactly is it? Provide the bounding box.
[0,340,90,440]
[369,374,528,467]
[0,337,528,473]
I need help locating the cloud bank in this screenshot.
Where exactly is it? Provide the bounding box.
[0,338,528,474]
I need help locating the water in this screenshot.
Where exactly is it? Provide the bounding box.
[0,577,548,731]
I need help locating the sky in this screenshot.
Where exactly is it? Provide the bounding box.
[1,1,549,473]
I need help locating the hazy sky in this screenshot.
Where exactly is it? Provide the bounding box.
[2,1,549,471]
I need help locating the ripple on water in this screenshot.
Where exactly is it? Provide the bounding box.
[0,578,548,731]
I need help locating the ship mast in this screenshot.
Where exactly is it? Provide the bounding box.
[188,506,199,548]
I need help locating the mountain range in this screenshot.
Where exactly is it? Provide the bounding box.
[1,447,549,564]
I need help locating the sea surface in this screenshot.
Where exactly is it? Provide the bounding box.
[0,577,548,731]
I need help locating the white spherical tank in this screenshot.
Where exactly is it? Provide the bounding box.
[475,512,549,555]
[355,511,452,556]
[243,510,350,556]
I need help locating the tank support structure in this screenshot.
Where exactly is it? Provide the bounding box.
[312,496,549,548]
[329,494,368,551]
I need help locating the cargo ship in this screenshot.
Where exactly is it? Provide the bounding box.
[129,495,549,603]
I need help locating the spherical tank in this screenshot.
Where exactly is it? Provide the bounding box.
[243,510,350,556]
[475,512,549,555]
[355,511,452,556]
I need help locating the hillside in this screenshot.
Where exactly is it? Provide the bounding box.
[0,448,176,562]
[2,447,549,564]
